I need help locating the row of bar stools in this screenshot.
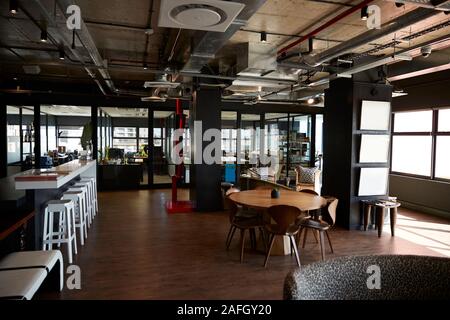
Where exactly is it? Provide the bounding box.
[70,183,92,227]
[80,177,98,219]
[42,177,98,264]
[42,199,78,263]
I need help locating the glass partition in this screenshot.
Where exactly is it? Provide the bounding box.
[240,113,261,168]
[154,111,175,185]
[221,111,237,183]
[289,114,312,175]
[264,113,288,183]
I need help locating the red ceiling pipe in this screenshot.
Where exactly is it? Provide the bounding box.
[277,0,376,56]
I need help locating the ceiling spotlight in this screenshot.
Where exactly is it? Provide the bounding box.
[307,98,315,104]
[361,6,369,21]
[40,28,48,42]
[260,31,267,43]
[59,48,65,60]
[143,63,148,70]
[10,0,18,14]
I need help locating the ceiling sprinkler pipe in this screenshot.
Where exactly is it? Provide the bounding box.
[303,7,440,67]
[277,0,376,56]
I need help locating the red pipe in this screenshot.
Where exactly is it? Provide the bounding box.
[172,98,184,201]
[277,0,376,56]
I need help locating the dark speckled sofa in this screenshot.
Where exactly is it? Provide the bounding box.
[284,255,450,300]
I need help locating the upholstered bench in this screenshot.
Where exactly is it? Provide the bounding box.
[284,255,450,300]
[0,250,64,300]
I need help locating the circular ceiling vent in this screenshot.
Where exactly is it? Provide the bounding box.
[170,4,227,28]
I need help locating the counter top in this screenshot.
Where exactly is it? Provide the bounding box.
[14,160,96,190]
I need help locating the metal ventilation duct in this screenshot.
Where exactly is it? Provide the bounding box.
[236,42,278,77]
[32,0,117,94]
[158,0,245,32]
[386,0,450,11]
[181,0,267,73]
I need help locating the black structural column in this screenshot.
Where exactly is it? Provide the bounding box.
[91,106,98,160]
[33,104,41,169]
[0,104,7,178]
[189,86,222,212]
[322,77,393,229]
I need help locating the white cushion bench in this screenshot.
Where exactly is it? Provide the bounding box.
[0,250,64,300]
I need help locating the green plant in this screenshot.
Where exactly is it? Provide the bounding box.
[80,122,93,150]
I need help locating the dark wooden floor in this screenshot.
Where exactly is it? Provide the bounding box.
[43,189,450,300]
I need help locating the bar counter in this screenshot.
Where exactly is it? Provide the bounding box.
[14,160,96,190]
[10,160,96,250]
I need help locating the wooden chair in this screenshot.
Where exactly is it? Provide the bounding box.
[264,205,302,268]
[297,198,338,261]
[297,189,320,243]
[224,189,266,263]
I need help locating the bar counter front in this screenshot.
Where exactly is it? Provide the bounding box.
[11,160,96,251]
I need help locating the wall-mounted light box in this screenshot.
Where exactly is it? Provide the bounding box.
[360,100,391,131]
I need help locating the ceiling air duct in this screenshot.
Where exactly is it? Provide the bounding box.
[158,0,245,32]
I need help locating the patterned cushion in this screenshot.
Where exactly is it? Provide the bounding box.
[298,166,318,184]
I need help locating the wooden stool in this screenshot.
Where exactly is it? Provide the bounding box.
[361,200,377,231]
[375,201,401,238]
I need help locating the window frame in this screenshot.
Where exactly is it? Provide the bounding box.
[390,108,450,183]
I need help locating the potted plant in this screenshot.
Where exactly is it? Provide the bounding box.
[80,122,93,151]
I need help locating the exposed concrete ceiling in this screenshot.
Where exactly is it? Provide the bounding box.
[0,0,449,104]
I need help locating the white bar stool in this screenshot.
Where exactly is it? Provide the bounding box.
[80,177,98,218]
[62,190,87,246]
[73,182,94,226]
[67,184,92,228]
[42,199,77,264]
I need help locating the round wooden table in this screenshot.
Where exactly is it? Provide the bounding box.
[228,189,327,212]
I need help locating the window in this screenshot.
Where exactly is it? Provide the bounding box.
[59,126,83,137]
[139,128,149,138]
[394,111,432,132]
[58,125,83,152]
[438,109,450,132]
[113,127,136,138]
[392,136,432,176]
[391,109,450,181]
[113,138,137,153]
[435,137,450,179]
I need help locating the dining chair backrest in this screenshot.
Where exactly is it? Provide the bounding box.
[226,187,240,197]
[267,205,302,233]
[325,198,339,226]
[225,188,240,223]
[299,189,319,196]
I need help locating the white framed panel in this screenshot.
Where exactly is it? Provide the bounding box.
[360,101,391,131]
[359,134,390,163]
[358,167,389,196]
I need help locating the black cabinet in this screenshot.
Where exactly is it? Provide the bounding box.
[98,164,143,190]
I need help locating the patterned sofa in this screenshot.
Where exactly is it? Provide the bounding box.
[284,255,450,300]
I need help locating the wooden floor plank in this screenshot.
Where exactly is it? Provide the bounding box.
[40,189,450,300]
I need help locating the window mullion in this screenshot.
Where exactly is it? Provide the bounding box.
[431,109,438,180]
